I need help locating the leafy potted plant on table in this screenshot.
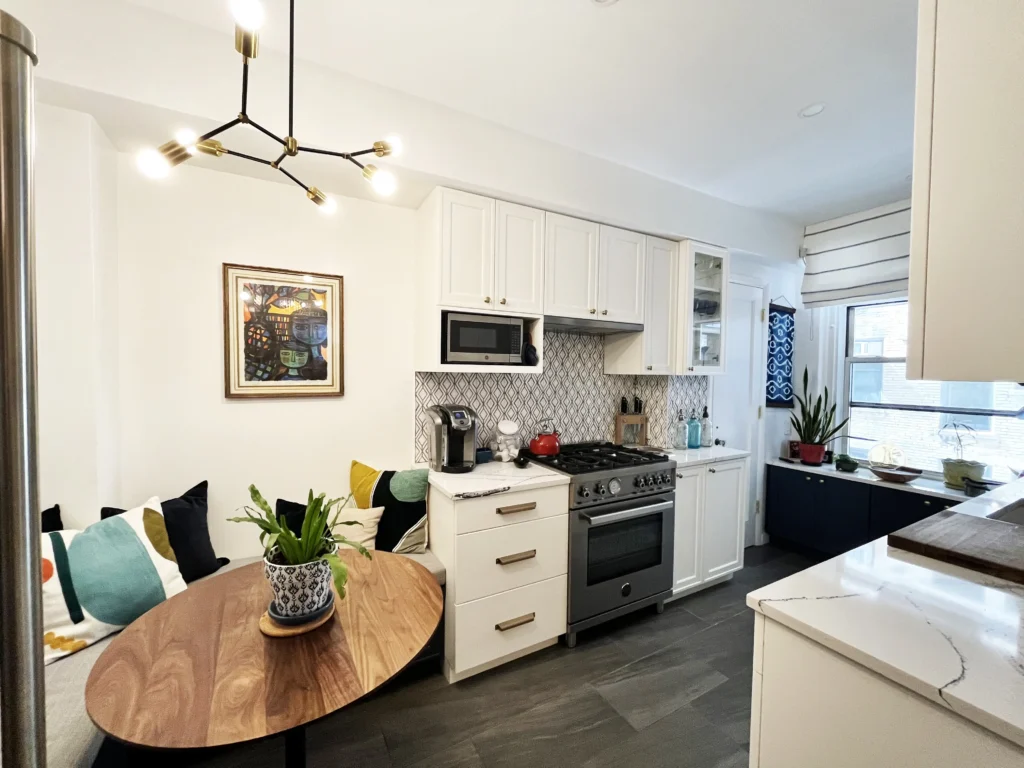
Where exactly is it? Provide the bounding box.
[230,485,371,624]
[790,367,850,467]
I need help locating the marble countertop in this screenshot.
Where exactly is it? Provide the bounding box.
[748,476,1024,748]
[767,458,970,502]
[428,460,569,500]
[667,446,750,466]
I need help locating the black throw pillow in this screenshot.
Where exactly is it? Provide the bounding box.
[41,504,63,533]
[103,482,226,583]
[275,498,307,537]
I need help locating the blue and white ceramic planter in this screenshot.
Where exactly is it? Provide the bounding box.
[264,545,335,618]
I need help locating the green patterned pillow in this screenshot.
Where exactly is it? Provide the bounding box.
[40,498,186,664]
[350,461,428,554]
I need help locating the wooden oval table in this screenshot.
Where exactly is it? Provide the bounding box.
[85,550,442,768]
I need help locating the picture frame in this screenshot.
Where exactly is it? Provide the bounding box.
[223,263,344,399]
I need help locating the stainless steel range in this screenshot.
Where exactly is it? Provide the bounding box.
[524,442,676,648]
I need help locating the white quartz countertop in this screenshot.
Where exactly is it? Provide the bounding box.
[748,476,1024,748]
[428,460,569,500]
[767,458,970,502]
[667,446,750,466]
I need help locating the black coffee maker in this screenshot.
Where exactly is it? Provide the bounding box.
[424,405,479,473]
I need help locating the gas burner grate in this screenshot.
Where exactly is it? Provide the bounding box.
[525,442,670,475]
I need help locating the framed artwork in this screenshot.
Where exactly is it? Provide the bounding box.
[766,303,795,408]
[223,263,344,398]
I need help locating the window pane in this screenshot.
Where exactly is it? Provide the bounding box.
[848,362,1023,414]
[848,302,908,358]
[940,382,994,431]
[848,407,1024,482]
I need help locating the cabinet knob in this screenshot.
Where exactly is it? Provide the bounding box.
[805,476,812,481]
[688,366,694,372]
[484,296,492,303]
[646,365,653,371]
[589,308,597,314]
[602,310,608,315]
[500,298,507,305]
[924,500,932,507]
[819,479,825,484]
[677,473,683,479]
[709,467,716,473]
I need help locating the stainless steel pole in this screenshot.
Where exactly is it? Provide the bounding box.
[0,11,43,768]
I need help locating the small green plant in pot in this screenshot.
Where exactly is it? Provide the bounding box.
[938,421,987,489]
[229,485,371,619]
[790,367,850,466]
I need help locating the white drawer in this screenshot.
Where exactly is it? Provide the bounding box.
[452,575,567,674]
[455,484,568,535]
[454,515,568,604]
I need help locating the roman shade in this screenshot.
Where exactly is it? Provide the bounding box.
[801,201,911,308]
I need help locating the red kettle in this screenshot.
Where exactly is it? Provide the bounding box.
[529,419,561,456]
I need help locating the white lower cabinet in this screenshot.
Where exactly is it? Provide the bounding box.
[671,458,747,597]
[427,484,569,683]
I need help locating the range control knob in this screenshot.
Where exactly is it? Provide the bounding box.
[595,482,608,496]
[578,485,591,498]
[635,476,646,489]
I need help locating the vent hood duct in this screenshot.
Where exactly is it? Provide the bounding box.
[544,315,643,334]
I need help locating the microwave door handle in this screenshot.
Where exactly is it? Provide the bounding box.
[578,500,673,527]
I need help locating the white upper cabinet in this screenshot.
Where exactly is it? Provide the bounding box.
[440,189,496,310]
[598,226,646,324]
[643,236,676,374]
[907,0,1024,382]
[495,201,545,315]
[701,460,745,582]
[545,213,599,319]
[676,240,730,375]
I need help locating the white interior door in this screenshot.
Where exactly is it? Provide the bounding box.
[711,281,766,547]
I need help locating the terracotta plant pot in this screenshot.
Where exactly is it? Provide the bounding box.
[263,545,335,618]
[798,443,826,466]
[941,458,987,490]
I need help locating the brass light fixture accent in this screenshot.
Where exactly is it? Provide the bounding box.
[136,0,402,211]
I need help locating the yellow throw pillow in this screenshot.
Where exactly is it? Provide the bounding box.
[350,460,382,510]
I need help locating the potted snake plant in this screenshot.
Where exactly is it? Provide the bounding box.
[790,367,850,466]
[229,485,370,619]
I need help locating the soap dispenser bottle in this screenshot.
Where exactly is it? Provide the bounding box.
[687,410,702,450]
[673,409,688,450]
[700,406,713,448]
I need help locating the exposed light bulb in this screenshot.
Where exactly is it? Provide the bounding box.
[231,0,265,31]
[371,169,396,197]
[319,195,337,215]
[384,135,403,157]
[136,148,171,179]
[175,129,198,155]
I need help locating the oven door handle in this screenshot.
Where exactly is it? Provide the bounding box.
[578,500,673,527]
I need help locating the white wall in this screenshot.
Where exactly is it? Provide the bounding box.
[9,0,804,264]
[116,161,417,559]
[35,104,120,530]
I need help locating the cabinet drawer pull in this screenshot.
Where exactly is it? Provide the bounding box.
[496,549,537,566]
[495,612,535,632]
[924,500,932,507]
[496,502,537,515]
[805,476,812,481]
[819,479,825,484]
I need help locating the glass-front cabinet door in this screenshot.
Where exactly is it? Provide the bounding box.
[676,241,730,375]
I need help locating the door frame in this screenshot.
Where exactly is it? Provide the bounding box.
[710,274,769,547]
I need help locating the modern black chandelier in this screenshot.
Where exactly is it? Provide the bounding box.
[136,0,401,213]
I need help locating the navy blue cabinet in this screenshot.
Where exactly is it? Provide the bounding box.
[766,465,943,557]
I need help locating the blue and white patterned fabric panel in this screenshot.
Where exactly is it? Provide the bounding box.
[766,305,795,408]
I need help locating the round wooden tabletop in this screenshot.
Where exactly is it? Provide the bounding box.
[85,550,443,749]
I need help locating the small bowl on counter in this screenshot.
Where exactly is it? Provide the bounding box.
[867,465,923,484]
[834,454,860,473]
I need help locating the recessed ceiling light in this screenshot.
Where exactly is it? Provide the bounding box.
[798,103,825,118]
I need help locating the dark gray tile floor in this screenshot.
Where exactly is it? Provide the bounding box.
[95,545,817,768]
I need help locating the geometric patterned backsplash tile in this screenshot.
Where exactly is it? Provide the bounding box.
[414,331,708,462]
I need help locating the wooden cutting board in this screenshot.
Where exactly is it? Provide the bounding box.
[888,510,1024,585]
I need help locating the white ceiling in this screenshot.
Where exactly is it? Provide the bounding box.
[127,0,918,225]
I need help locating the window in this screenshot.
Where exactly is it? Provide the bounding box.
[845,301,1024,482]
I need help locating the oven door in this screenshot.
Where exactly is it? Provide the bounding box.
[444,313,518,364]
[569,494,675,624]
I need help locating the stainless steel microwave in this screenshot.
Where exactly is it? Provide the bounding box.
[442,312,523,365]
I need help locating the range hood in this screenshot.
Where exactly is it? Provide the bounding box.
[544,315,643,334]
